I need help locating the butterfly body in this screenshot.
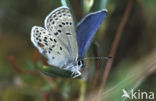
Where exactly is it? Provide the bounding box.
[31,6,107,78]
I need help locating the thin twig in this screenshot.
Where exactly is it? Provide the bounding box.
[8,55,39,75]
[9,55,26,74]
[98,0,135,100]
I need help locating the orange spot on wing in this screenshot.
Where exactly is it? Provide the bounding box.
[40,43,44,48]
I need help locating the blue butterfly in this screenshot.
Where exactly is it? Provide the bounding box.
[31,6,107,78]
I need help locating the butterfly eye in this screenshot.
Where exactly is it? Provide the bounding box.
[78,60,81,66]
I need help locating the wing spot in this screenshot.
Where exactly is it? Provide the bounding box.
[52,57,55,59]
[66,22,68,25]
[52,45,55,48]
[49,18,52,21]
[58,30,61,33]
[54,32,58,35]
[53,15,56,18]
[70,22,72,25]
[49,51,51,54]
[52,21,55,24]
[45,43,48,46]
[49,48,52,51]
[50,38,53,41]
[50,26,53,30]
[38,42,44,48]
[59,25,62,27]
[44,39,47,42]
[66,33,71,35]
[54,39,57,43]
[57,11,61,14]
[60,47,62,50]
[62,22,65,25]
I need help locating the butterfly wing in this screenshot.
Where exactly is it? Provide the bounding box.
[77,9,107,58]
[44,7,78,64]
[31,26,71,68]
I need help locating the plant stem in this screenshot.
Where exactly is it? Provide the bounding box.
[98,0,135,100]
[60,0,77,24]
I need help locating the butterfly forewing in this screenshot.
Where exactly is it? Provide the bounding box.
[44,7,78,63]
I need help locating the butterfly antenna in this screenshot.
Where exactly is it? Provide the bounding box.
[83,56,112,60]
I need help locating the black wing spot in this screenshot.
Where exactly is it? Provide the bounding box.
[52,45,55,48]
[49,48,52,51]
[49,51,51,54]
[62,22,65,25]
[66,22,68,25]
[60,47,62,50]
[54,32,58,35]
[70,22,72,25]
[52,21,55,24]
[57,11,61,14]
[58,30,61,33]
[55,18,58,20]
[54,39,57,43]
[53,15,56,18]
[45,43,48,46]
[66,33,71,35]
[52,57,55,59]
[50,38,53,41]
[39,39,42,42]
[59,25,62,27]
[49,18,52,21]
[44,39,47,42]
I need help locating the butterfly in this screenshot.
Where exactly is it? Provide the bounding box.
[31,6,107,78]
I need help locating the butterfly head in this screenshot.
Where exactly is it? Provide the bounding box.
[63,59,85,78]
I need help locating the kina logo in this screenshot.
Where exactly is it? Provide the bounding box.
[122,89,155,100]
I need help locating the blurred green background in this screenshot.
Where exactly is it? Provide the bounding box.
[0,0,156,101]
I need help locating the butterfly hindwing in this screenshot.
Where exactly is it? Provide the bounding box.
[31,26,70,68]
[77,9,107,58]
